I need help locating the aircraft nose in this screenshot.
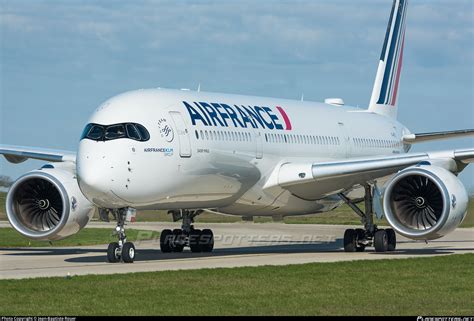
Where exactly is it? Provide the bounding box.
[77,157,108,201]
[77,160,102,192]
[76,143,119,207]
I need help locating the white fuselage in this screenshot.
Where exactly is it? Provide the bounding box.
[77,88,409,216]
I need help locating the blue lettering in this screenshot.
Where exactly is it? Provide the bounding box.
[222,104,244,128]
[263,107,283,130]
[184,101,287,131]
[243,106,265,129]
[184,101,208,126]
[199,102,225,127]
[255,106,274,129]
[194,102,211,125]
[235,106,255,128]
[211,103,230,127]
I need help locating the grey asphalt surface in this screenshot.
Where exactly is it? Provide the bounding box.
[1,221,473,279]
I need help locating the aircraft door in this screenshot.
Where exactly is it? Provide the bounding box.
[169,111,192,158]
[248,114,263,159]
[255,131,263,159]
[338,122,351,157]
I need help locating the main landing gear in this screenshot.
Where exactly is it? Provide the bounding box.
[160,210,214,253]
[106,208,136,263]
[338,184,396,253]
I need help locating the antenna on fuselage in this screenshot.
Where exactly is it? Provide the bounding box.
[197,83,201,92]
[300,93,304,102]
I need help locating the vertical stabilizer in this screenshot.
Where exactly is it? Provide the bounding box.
[368,0,408,119]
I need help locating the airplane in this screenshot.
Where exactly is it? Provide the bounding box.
[1,0,473,263]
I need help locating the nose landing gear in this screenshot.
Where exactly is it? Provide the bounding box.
[339,184,397,253]
[106,208,136,263]
[160,210,214,253]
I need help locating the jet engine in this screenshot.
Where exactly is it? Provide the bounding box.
[6,164,95,241]
[383,164,468,240]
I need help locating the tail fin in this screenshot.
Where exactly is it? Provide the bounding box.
[368,0,408,119]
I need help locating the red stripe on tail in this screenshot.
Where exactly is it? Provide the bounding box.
[391,34,405,106]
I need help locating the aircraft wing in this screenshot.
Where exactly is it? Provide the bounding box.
[402,129,474,144]
[263,149,474,199]
[0,144,76,164]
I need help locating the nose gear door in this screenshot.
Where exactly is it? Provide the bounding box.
[169,111,192,158]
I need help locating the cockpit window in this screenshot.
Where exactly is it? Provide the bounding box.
[88,125,105,140]
[80,123,150,142]
[126,124,141,141]
[105,124,126,140]
[135,124,150,141]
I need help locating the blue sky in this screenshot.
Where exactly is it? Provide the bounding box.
[0,0,473,191]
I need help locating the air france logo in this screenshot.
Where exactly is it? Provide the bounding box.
[157,118,174,142]
[183,101,292,131]
[144,147,174,156]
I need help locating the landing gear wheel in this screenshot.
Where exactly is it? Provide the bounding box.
[107,242,120,263]
[189,229,202,253]
[355,228,366,252]
[172,229,185,253]
[200,229,214,253]
[343,229,356,252]
[386,228,396,251]
[122,242,135,263]
[160,229,173,253]
[374,229,388,252]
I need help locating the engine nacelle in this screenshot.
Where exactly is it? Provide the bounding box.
[6,164,95,241]
[383,164,468,240]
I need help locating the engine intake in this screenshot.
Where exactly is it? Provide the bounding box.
[383,165,468,240]
[6,165,95,241]
[390,174,444,230]
[12,177,65,232]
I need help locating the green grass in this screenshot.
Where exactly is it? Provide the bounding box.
[0,227,159,248]
[0,254,472,315]
[0,192,5,221]
[1,191,473,227]
[135,206,384,225]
